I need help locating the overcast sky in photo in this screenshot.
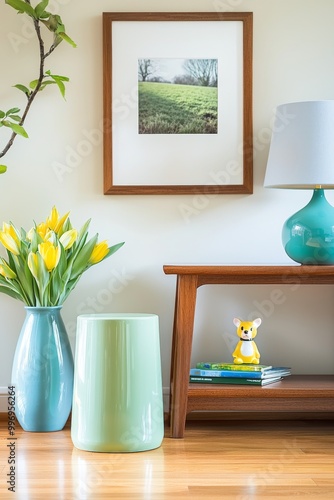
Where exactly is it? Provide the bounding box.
[149,58,187,80]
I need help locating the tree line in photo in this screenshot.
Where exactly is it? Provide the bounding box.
[138,58,218,88]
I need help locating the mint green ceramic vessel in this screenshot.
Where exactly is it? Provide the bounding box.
[71,313,164,452]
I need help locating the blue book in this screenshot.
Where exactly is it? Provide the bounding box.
[190,367,291,379]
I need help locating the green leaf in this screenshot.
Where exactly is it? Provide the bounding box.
[21,259,35,305]
[41,72,68,98]
[13,84,31,96]
[0,110,5,119]
[40,13,61,32]
[0,284,23,302]
[105,242,125,259]
[53,78,66,99]
[39,81,56,91]
[45,70,69,82]
[35,0,49,18]
[57,32,77,48]
[77,219,91,241]
[45,81,56,91]
[57,272,81,304]
[8,115,21,122]
[53,15,65,33]
[70,235,98,279]
[5,0,37,19]
[29,79,39,90]
[6,107,20,116]
[0,165,7,174]
[11,255,33,303]
[29,74,69,97]
[6,123,28,138]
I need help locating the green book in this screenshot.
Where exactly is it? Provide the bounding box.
[189,375,283,386]
[196,362,273,372]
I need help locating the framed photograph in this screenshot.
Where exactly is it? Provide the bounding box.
[103,12,253,195]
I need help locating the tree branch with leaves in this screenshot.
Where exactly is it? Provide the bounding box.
[0,0,76,173]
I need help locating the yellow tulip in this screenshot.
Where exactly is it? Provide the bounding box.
[37,223,49,240]
[44,230,57,245]
[26,227,35,241]
[46,206,69,234]
[60,229,77,250]
[0,208,124,307]
[89,240,109,264]
[27,223,46,242]
[38,241,61,271]
[0,260,17,279]
[0,223,21,255]
[27,252,39,280]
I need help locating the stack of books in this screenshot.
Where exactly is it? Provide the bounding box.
[190,362,291,386]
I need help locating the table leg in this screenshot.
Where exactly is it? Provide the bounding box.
[169,274,198,438]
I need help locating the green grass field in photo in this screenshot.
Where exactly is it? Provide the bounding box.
[138,82,218,134]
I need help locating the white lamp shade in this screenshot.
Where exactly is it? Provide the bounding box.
[264,100,334,189]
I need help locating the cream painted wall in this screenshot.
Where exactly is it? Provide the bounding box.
[1,0,334,402]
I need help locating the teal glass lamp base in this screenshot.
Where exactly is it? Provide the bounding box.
[283,189,334,265]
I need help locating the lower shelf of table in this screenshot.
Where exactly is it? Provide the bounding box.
[186,375,334,414]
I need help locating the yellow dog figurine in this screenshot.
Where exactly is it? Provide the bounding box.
[232,317,262,364]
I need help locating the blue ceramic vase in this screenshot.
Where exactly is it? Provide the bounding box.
[11,306,74,432]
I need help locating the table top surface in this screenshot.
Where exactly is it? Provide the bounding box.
[163,264,334,276]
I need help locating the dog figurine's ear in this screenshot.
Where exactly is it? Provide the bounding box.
[252,318,262,329]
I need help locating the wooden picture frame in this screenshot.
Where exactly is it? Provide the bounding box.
[103,12,253,195]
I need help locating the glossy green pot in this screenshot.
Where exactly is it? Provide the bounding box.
[71,313,164,452]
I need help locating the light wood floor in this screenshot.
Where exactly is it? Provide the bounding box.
[0,416,334,499]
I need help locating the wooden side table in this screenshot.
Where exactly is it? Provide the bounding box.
[163,265,334,438]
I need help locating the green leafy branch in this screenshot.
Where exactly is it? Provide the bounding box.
[0,0,76,174]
